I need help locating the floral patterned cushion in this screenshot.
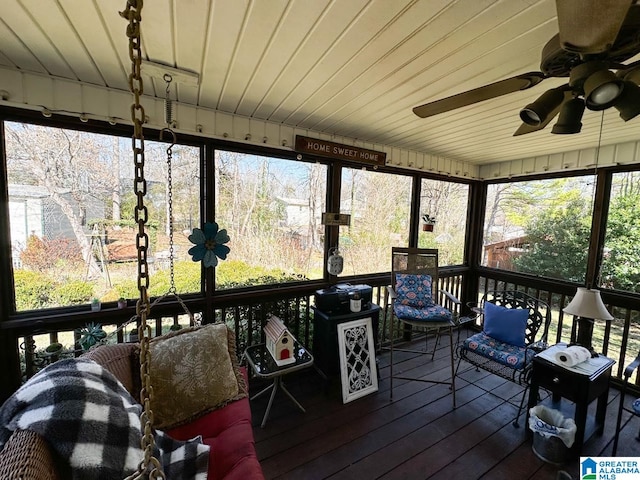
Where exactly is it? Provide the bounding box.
[462,332,534,370]
[395,273,434,308]
[393,303,452,322]
[149,323,247,430]
[632,398,640,415]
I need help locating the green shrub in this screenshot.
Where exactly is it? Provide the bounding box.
[14,270,55,310]
[112,280,140,301]
[50,280,94,306]
[148,260,202,296]
[216,259,307,288]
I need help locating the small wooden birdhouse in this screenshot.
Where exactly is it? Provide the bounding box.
[264,315,296,366]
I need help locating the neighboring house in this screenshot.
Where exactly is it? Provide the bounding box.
[277,196,322,250]
[278,196,311,229]
[8,184,105,267]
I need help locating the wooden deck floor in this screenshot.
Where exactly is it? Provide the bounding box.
[249,330,640,480]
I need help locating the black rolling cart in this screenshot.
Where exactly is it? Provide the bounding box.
[311,303,380,378]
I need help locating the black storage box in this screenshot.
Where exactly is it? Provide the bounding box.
[314,283,373,315]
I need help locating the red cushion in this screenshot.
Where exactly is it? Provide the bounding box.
[167,368,263,480]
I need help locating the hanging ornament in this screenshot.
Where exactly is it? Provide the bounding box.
[188,222,231,267]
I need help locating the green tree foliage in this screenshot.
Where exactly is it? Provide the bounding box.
[600,193,640,292]
[512,192,591,283]
[505,174,640,292]
[485,177,593,281]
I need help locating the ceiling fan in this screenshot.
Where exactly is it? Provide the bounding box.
[412,0,640,135]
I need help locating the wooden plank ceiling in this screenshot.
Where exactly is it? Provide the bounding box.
[1,0,640,166]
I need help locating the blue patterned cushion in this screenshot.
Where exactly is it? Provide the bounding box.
[462,332,533,370]
[393,303,452,322]
[632,398,640,415]
[395,274,434,308]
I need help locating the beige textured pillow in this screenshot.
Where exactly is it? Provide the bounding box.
[148,323,247,430]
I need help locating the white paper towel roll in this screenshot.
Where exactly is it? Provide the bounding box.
[554,345,591,367]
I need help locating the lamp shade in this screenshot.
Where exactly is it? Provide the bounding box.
[563,287,613,320]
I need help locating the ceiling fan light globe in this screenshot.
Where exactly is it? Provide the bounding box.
[590,83,621,104]
[584,69,624,110]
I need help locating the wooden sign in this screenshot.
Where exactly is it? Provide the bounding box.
[295,135,386,166]
[322,213,351,226]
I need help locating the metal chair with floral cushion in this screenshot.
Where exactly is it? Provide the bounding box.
[455,290,551,427]
[388,247,457,408]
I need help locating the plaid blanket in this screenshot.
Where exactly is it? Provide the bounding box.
[0,358,209,480]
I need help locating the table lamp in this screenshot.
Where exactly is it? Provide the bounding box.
[563,287,613,357]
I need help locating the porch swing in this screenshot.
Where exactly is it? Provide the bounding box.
[0,1,263,479]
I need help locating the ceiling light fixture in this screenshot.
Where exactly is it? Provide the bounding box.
[520,86,566,126]
[552,97,585,134]
[584,69,624,110]
[613,81,640,121]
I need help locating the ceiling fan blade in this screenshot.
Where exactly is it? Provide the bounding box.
[556,0,632,54]
[513,89,573,136]
[412,72,546,118]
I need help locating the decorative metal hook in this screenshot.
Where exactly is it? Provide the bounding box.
[159,127,176,148]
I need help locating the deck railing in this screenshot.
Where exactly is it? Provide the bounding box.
[6,267,640,394]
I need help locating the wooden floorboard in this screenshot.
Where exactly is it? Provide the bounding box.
[249,329,639,480]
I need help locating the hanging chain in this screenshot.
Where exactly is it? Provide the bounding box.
[166,145,176,294]
[163,74,177,295]
[119,1,165,478]
[159,80,194,321]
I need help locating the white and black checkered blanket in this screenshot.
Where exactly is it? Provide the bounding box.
[0,358,210,480]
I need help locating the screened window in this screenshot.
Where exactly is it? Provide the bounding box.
[6,122,201,312]
[214,150,327,288]
[339,168,412,275]
[418,178,469,266]
[482,176,595,282]
[600,171,640,293]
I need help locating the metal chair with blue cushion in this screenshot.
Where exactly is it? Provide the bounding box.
[388,247,457,408]
[612,351,640,455]
[455,290,551,427]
